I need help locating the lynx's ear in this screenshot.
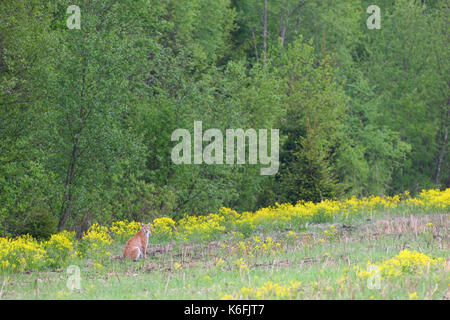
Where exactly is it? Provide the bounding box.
[141,223,145,227]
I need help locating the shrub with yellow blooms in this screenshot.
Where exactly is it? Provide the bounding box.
[323,224,338,241]
[80,223,113,262]
[232,235,282,257]
[0,235,46,273]
[356,249,446,280]
[223,280,302,299]
[177,213,226,242]
[150,217,176,241]
[110,220,141,243]
[44,230,75,268]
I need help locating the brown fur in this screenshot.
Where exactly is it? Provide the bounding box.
[123,223,151,261]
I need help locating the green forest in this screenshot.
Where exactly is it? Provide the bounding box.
[1,0,448,239]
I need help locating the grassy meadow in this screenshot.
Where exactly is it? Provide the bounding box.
[0,189,449,300]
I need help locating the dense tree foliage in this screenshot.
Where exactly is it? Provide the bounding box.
[1,0,448,237]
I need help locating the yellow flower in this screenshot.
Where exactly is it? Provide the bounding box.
[235,258,249,272]
[94,263,104,270]
[409,292,419,300]
[110,220,141,241]
[151,217,176,240]
[81,223,113,262]
[356,250,445,279]
[173,262,183,270]
[215,258,225,267]
[286,231,297,239]
[224,280,302,299]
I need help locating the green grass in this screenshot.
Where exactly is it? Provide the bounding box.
[0,212,448,300]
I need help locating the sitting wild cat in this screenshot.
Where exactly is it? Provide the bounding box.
[123,223,151,261]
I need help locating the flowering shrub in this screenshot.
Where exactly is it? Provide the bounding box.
[356,249,446,280]
[323,224,338,241]
[80,223,112,262]
[377,250,445,277]
[232,235,282,257]
[177,214,226,242]
[44,230,75,268]
[110,220,141,243]
[0,235,46,273]
[229,188,449,234]
[150,217,176,241]
[418,188,450,210]
[222,280,302,299]
[217,207,240,230]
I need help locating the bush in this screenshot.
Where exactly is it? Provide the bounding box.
[43,230,76,268]
[80,223,113,262]
[0,235,46,273]
[9,207,57,240]
[110,220,141,243]
[150,217,176,242]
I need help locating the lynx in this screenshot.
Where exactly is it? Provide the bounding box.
[123,223,151,261]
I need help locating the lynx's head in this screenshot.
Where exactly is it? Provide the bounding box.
[141,223,151,236]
